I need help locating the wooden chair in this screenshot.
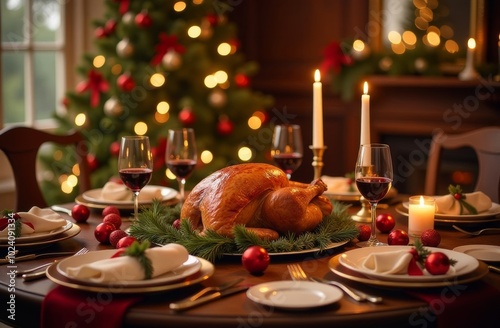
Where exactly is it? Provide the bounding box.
[0,126,91,211]
[425,127,500,203]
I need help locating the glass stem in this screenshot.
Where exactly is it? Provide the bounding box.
[133,191,139,221]
[178,178,186,205]
[368,202,378,245]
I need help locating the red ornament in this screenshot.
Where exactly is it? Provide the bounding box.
[102,205,120,217]
[420,229,441,247]
[94,222,116,244]
[95,26,108,38]
[71,204,90,223]
[103,213,122,229]
[109,229,128,248]
[357,224,371,241]
[234,73,250,88]
[179,108,196,125]
[387,229,409,245]
[116,236,137,248]
[425,252,451,275]
[242,246,270,275]
[135,11,152,28]
[110,141,120,157]
[217,117,234,136]
[87,153,99,172]
[375,213,395,233]
[173,219,181,230]
[105,19,117,34]
[117,73,136,92]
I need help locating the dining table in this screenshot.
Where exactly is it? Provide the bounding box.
[1,197,500,328]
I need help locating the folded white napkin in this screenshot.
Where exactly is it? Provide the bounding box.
[321,176,358,193]
[362,250,414,275]
[435,191,492,215]
[66,243,189,283]
[100,182,163,202]
[0,207,66,237]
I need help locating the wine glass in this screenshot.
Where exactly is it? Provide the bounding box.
[355,143,393,247]
[271,124,303,179]
[166,128,198,204]
[118,136,153,221]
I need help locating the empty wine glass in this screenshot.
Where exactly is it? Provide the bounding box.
[355,143,393,247]
[118,136,153,221]
[271,124,303,179]
[166,128,197,204]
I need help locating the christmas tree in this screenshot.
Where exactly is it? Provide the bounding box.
[40,0,273,205]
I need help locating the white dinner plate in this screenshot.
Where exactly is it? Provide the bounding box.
[246,280,342,310]
[401,201,500,219]
[57,250,201,287]
[453,245,500,262]
[0,220,73,244]
[338,246,479,282]
[81,185,178,205]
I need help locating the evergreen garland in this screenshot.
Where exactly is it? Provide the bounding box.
[129,200,358,262]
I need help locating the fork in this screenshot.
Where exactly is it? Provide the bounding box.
[287,264,382,303]
[22,247,89,281]
[452,225,500,236]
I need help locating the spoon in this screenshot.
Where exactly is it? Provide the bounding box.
[452,225,500,236]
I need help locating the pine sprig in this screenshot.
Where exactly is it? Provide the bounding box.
[124,240,153,279]
[448,184,478,215]
[129,200,358,262]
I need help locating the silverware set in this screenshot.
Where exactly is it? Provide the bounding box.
[287,263,383,303]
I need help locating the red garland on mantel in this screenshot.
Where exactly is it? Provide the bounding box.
[150,33,185,66]
[75,70,109,108]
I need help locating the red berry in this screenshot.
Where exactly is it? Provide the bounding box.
[242,246,270,275]
[173,219,181,230]
[94,222,116,244]
[109,229,128,248]
[71,204,90,223]
[375,213,396,233]
[103,213,122,229]
[420,229,441,247]
[116,236,137,249]
[387,229,409,246]
[102,205,120,217]
[454,193,461,200]
[357,224,371,241]
[425,252,450,275]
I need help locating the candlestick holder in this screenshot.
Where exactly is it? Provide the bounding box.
[309,146,327,180]
[351,196,372,222]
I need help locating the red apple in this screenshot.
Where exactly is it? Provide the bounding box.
[387,229,409,245]
[94,222,116,244]
[375,213,395,233]
[242,246,270,275]
[71,204,90,223]
[425,252,450,275]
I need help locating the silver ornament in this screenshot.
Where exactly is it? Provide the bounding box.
[162,50,182,70]
[116,38,134,58]
[104,97,124,117]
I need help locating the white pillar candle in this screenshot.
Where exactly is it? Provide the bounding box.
[360,81,370,146]
[312,69,324,148]
[408,195,435,237]
[458,38,478,80]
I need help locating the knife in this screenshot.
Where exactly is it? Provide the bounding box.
[170,285,248,311]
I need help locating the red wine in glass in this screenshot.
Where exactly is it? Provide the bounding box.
[167,159,196,179]
[273,153,303,176]
[355,177,392,203]
[119,168,152,192]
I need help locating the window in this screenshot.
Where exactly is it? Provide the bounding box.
[1,0,65,128]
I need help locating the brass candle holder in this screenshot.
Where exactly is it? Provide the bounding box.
[309,146,327,180]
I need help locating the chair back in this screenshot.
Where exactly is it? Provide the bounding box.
[0,126,90,211]
[425,127,500,203]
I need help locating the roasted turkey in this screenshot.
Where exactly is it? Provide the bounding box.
[180,163,333,240]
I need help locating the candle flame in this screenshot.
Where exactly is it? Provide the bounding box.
[363,81,368,95]
[314,69,321,82]
[467,38,476,49]
[420,195,425,206]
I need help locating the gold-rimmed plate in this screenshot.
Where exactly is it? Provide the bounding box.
[46,257,214,294]
[328,254,489,288]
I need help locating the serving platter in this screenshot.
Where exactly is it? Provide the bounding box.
[247,280,343,309]
[329,254,489,288]
[47,256,214,294]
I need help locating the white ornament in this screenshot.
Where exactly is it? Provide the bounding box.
[104,97,124,117]
[116,38,134,58]
[162,50,182,70]
[122,12,134,25]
